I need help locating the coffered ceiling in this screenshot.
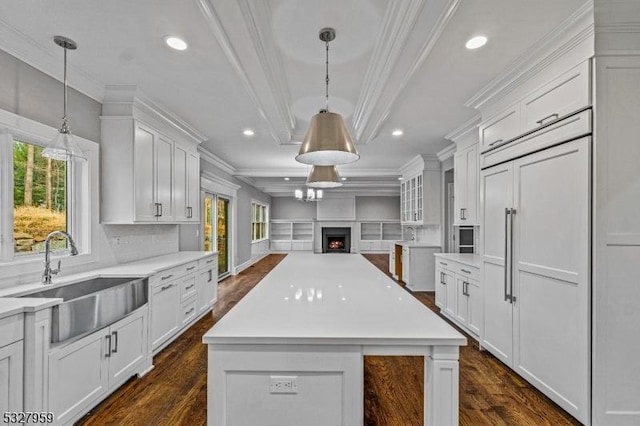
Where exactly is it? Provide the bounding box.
[0,0,587,196]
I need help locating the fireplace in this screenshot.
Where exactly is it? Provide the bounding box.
[322,227,351,253]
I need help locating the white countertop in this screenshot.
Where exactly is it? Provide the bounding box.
[393,241,442,248]
[0,251,217,298]
[203,253,466,347]
[0,297,62,320]
[434,253,482,268]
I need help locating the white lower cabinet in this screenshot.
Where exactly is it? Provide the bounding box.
[434,255,482,339]
[197,256,218,315]
[0,314,24,414]
[150,277,180,351]
[48,308,147,425]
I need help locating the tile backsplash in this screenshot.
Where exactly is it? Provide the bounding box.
[101,224,179,265]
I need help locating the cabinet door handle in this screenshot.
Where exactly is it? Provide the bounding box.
[504,208,511,302]
[460,269,471,274]
[160,283,174,291]
[185,307,195,316]
[185,283,195,290]
[206,259,214,264]
[105,334,111,358]
[186,266,196,271]
[461,208,466,220]
[154,203,161,217]
[488,139,503,147]
[111,331,118,354]
[161,274,174,281]
[208,270,213,282]
[187,206,192,218]
[536,113,559,125]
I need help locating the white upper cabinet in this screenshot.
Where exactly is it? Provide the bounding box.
[453,144,478,225]
[480,60,591,154]
[101,87,203,224]
[479,105,521,152]
[399,155,441,225]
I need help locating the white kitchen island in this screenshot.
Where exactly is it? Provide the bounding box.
[203,253,466,426]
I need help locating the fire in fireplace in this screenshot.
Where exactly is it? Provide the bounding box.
[322,227,351,253]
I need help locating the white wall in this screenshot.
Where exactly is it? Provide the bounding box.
[271,197,317,220]
[355,196,400,220]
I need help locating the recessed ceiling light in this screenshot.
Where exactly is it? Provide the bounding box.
[164,36,188,51]
[243,129,255,136]
[392,129,403,136]
[284,177,290,181]
[341,177,347,181]
[398,177,403,181]
[465,36,487,50]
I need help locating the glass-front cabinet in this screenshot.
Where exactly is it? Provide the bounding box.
[399,155,441,225]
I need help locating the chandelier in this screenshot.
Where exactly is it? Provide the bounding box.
[295,28,359,166]
[295,188,323,202]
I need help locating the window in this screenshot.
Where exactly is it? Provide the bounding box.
[0,114,97,270]
[251,201,268,242]
[12,140,68,256]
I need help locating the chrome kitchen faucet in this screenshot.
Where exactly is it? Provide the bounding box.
[42,230,78,284]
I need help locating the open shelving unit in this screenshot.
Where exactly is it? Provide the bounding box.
[270,221,314,251]
[359,221,402,252]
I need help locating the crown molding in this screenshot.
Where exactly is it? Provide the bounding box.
[233,168,401,178]
[0,18,104,102]
[351,0,428,142]
[357,0,461,144]
[196,0,286,145]
[101,85,207,146]
[444,114,481,142]
[237,0,295,134]
[437,144,456,162]
[465,2,594,111]
[201,170,241,198]
[198,146,237,176]
[400,154,441,176]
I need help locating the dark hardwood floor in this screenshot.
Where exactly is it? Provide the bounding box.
[78,253,581,426]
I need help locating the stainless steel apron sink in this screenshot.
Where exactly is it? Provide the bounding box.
[23,277,147,344]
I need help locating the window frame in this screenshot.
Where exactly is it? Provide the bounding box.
[0,108,99,284]
[250,200,269,243]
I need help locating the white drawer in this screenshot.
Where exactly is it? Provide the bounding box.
[435,258,454,272]
[180,275,197,301]
[454,263,481,282]
[150,261,198,286]
[0,314,24,347]
[199,255,217,269]
[180,298,197,327]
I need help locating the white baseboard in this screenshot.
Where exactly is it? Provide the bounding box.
[234,253,269,275]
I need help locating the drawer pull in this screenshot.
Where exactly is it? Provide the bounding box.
[460,269,471,274]
[206,259,214,264]
[186,266,196,271]
[185,283,195,291]
[185,307,195,316]
[488,139,503,147]
[160,284,174,291]
[439,261,447,266]
[161,274,174,281]
[536,113,559,125]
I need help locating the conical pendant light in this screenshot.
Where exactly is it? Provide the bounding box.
[296,28,359,166]
[43,36,86,162]
[306,165,343,188]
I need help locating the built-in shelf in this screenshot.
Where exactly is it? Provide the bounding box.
[270,221,313,251]
[359,221,402,252]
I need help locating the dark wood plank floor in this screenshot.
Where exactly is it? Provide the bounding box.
[78,253,581,426]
